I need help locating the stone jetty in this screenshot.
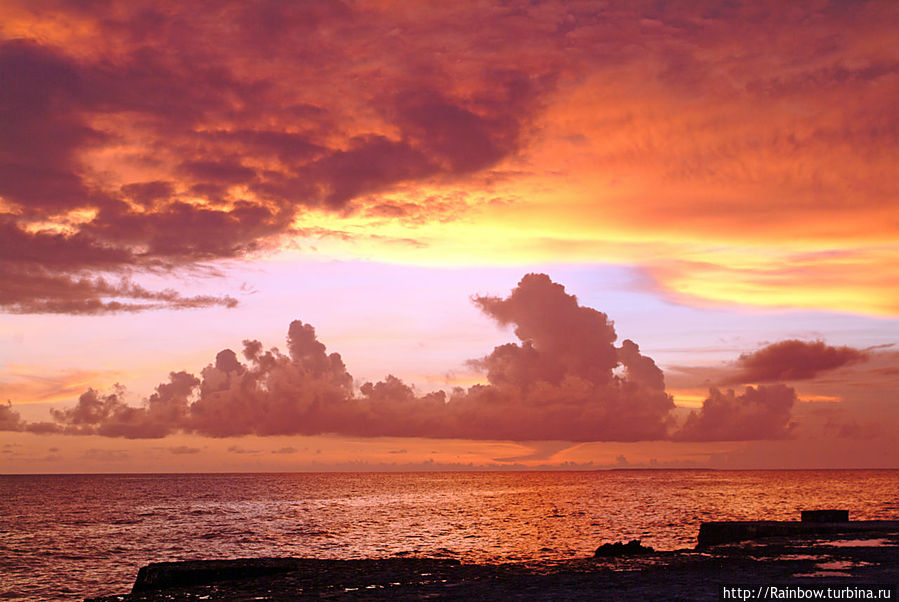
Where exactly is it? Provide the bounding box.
[696,509,899,549]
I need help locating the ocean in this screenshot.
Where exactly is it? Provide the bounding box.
[2,470,897,600]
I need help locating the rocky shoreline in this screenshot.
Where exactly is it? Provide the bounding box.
[87,517,899,601]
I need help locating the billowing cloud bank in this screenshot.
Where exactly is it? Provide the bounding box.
[674,385,796,442]
[2,274,816,442]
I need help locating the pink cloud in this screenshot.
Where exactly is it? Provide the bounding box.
[2,274,750,442]
[674,385,797,442]
[727,339,869,384]
[1,0,895,315]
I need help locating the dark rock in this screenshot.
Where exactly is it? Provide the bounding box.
[84,532,899,602]
[802,509,849,523]
[593,539,655,558]
[123,557,465,597]
[131,557,303,592]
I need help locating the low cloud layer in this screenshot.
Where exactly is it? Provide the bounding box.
[1,275,810,442]
[674,385,797,442]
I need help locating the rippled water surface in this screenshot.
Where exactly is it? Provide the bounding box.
[2,470,897,600]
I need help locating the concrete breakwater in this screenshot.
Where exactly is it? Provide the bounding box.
[696,509,899,549]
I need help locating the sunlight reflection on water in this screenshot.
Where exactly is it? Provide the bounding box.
[1,470,897,600]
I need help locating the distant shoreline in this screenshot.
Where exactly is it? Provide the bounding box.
[5,467,898,477]
[602,467,717,471]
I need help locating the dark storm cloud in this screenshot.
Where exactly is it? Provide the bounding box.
[0,210,236,312]
[0,39,99,212]
[120,181,176,208]
[309,136,438,208]
[0,2,557,314]
[4,1,895,314]
[726,339,870,384]
[0,37,241,313]
[196,129,325,165]
[83,200,291,260]
[179,160,258,186]
[1,214,130,268]
[390,77,545,175]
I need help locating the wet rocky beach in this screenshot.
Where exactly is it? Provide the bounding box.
[87,528,899,601]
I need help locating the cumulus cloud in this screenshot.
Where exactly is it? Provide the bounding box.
[3,275,691,442]
[674,385,797,441]
[726,339,870,384]
[1,401,23,431]
[2,275,812,443]
[45,374,199,438]
[454,273,675,440]
[188,322,355,437]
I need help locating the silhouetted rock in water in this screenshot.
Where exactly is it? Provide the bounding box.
[132,558,304,592]
[112,557,466,599]
[593,539,655,557]
[801,509,849,523]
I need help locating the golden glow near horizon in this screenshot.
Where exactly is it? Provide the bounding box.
[283,174,898,316]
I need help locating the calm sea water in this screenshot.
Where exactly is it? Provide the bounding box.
[1,470,897,600]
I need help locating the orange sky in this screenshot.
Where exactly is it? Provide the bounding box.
[1,0,897,471]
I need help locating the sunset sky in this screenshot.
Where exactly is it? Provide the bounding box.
[1,0,897,472]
